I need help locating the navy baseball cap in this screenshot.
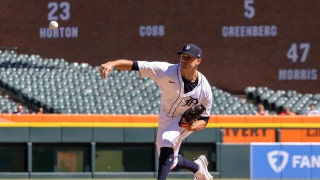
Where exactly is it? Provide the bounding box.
[177,43,202,58]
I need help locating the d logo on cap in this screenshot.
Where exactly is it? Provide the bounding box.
[177,43,202,58]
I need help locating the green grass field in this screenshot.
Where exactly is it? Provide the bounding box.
[0,179,249,180]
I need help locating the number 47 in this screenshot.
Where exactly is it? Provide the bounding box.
[287,43,310,63]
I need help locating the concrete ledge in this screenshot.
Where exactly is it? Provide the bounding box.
[0,171,220,179]
[0,172,28,178]
[93,172,155,178]
[29,172,92,178]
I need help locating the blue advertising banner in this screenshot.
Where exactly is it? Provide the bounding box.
[251,143,320,179]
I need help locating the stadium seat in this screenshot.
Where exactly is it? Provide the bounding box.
[244,86,256,100]
[3,51,314,115]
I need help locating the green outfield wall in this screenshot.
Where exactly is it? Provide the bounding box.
[0,127,251,179]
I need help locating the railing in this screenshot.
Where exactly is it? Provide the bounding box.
[1,114,320,142]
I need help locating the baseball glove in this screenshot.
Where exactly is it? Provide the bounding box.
[178,104,206,127]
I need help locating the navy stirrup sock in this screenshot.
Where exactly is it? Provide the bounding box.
[175,155,198,173]
[157,147,174,180]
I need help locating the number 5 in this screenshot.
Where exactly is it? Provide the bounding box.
[244,0,255,19]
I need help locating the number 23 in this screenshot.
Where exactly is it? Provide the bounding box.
[47,1,70,21]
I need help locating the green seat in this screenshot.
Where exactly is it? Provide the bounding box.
[244,86,256,100]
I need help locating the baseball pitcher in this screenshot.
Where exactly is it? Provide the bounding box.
[100,43,213,180]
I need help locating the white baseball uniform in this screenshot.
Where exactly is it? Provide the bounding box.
[137,61,213,162]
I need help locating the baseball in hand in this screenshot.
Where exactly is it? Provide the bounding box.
[49,21,58,30]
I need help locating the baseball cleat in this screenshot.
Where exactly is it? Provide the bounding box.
[194,155,213,180]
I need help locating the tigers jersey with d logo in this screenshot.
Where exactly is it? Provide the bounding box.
[138,61,212,121]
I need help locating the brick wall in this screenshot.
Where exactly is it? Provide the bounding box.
[0,0,319,93]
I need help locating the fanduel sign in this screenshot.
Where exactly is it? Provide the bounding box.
[267,150,289,173]
[251,143,320,179]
